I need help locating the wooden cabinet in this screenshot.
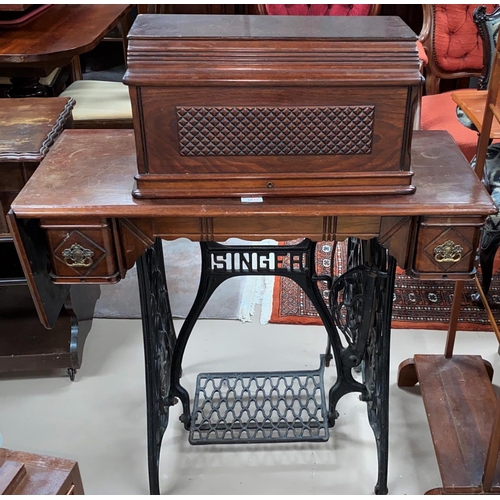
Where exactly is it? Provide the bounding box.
[42,218,120,284]
[410,216,484,279]
[124,14,422,199]
[0,98,99,379]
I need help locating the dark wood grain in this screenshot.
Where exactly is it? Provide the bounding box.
[7,128,497,327]
[0,448,84,495]
[0,98,74,161]
[125,14,421,198]
[414,355,500,494]
[0,97,99,376]
[128,13,416,40]
[11,130,494,219]
[0,5,31,11]
[0,460,26,494]
[0,4,131,77]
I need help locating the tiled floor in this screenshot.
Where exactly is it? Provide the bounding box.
[1,318,499,495]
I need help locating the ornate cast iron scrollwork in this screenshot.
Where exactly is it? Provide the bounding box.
[136,237,395,496]
[433,239,463,263]
[328,237,395,495]
[176,105,375,156]
[136,238,177,496]
[170,239,322,430]
[61,243,94,267]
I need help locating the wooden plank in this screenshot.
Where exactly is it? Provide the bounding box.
[452,90,500,139]
[0,460,26,494]
[414,354,500,493]
[0,449,84,495]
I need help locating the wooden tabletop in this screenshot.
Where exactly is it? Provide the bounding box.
[0,4,131,77]
[0,97,74,162]
[452,89,500,139]
[11,129,496,219]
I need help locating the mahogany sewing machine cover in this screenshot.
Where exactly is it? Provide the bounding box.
[124,14,422,199]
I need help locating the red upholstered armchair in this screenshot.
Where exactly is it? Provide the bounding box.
[419,4,498,161]
[257,4,380,16]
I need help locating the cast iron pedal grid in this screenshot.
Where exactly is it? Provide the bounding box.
[189,355,329,444]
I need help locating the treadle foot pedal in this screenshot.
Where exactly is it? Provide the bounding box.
[189,355,329,444]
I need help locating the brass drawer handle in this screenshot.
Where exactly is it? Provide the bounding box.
[62,243,94,267]
[433,240,463,263]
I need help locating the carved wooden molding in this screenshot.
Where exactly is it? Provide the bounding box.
[177,106,374,157]
[124,16,421,87]
[322,216,337,241]
[0,98,75,162]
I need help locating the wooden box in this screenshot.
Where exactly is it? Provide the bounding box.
[124,14,422,199]
[0,448,84,494]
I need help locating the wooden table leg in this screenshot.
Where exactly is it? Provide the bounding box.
[444,280,464,359]
[7,77,47,97]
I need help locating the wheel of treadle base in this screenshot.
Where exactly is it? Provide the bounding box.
[67,368,76,381]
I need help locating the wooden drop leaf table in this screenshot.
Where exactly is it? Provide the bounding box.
[7,128,496,495]
[0,98,100,379]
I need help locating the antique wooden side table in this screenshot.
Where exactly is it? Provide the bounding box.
[7,128,496,495]
[0,98,99,378]
[0,4,131,97]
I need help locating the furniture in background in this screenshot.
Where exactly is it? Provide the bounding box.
[137,4,246,14]
[419,4,499,162]
[0,448,84,494]
[0,98,100,379]
[255,4,380,15]
[59,6,134,129]
[0,4,131,97]
[397,31,500,497]
[453,15,500,310]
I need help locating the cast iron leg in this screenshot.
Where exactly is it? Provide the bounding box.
[137,239,177,495]
[328,238,395,494]
[169,242,233,429]
[362,241,396,495]
[159,238,393,495]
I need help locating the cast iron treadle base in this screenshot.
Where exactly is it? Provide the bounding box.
[189,355,329,445]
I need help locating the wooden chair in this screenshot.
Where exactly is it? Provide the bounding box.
[450,6,500,308]
[58,10,133,129]
[399,37,500,495]
[397,40,500,489]
[419,4,499,161]
[255,4,380,16]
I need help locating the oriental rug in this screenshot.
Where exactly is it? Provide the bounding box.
[269,239,500,331]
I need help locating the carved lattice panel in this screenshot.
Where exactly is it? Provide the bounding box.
[176,106,375,156]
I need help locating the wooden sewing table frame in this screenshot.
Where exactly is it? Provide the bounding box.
[7,129,497,495]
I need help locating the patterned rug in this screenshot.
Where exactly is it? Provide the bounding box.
[270,240,500,331]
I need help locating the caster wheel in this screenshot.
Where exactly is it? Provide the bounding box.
[67,368,76,381]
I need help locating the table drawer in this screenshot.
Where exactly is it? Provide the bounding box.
[41,218,120,283]
[410,217,482,279]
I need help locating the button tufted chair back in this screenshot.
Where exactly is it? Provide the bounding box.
[419,5,500,161]
[421,4,497,95]
[257,4,381,17]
